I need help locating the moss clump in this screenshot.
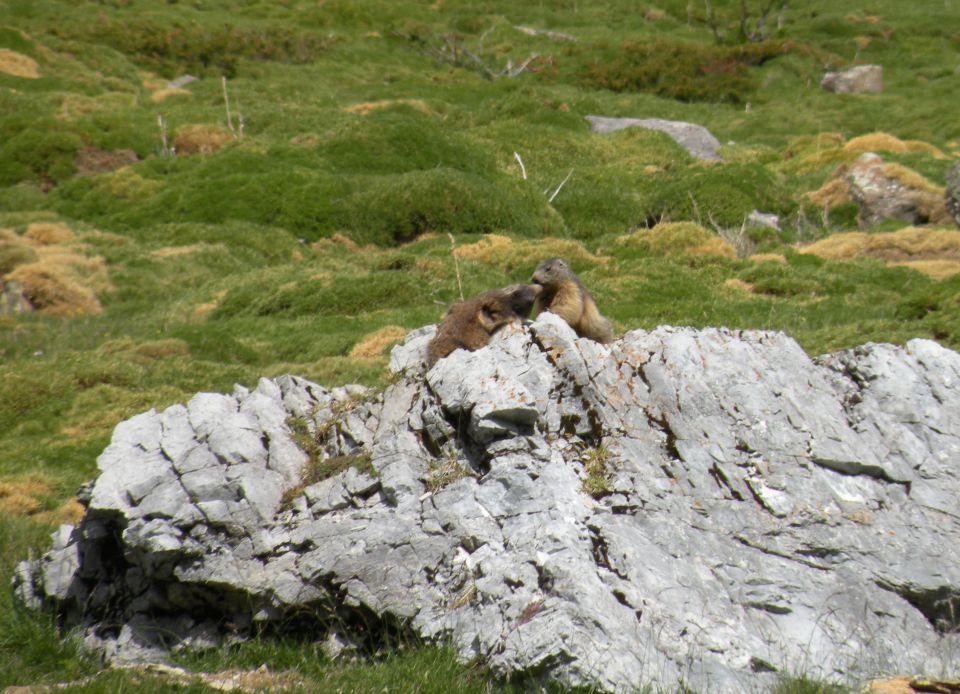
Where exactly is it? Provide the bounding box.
[580,39,789,104]
[617,222,734,258]
[57,19,330,77]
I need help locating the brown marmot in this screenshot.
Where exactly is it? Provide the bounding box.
[530,257,614,343]
[426,283,541,365]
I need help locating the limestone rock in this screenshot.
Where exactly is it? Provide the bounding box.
[585,115,722,161]
[15,314,960,694]
[946,161,960,227]
[844,153,949,227]
[821,64,883,94]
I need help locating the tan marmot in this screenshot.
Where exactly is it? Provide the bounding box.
[531,257,614,343]
[426,283,541,365]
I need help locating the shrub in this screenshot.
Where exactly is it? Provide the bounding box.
[580,39,789,103]
[0,118,82,186]
[342,168,561,245]
[55,20,330,77]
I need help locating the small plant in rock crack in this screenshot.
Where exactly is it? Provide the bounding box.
[581,446,613,499]
[425,450,477,493]
[281,416,376,508]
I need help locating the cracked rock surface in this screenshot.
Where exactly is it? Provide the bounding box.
[15,313,960,693]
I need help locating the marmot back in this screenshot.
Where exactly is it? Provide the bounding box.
[426,283,541,366]
[531,257,614,343]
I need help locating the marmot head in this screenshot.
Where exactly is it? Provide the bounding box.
[475,293,517,333]
[531,257,571,288]
[498,283,541,318]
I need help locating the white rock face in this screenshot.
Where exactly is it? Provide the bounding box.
[15,315,960,693]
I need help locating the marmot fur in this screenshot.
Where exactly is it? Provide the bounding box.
[531,257,614,343]
[426,283,541,365]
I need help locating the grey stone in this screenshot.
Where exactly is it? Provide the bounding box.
[821,64,883,94]
[389,324,436,374]
[844,152,946,227]
[15,320,960,693]
[586,115,723,160]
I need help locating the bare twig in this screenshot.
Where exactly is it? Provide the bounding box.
[708,212,755,258]
[448,233,464,302]
[688,192,703,225]
[547,169,574,203]
[513,152,527,180]
[222,76,235,137]
[513,25,577,42]
[157,114,174,156]
[501,53,541,78]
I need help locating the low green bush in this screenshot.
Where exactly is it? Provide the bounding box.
[579,39,790,103]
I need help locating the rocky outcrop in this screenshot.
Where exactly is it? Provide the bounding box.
[844,153,950,227]
[15,314,960,693]
[821,65,883,94]
[946,161,960,227]
[586,115,723,161]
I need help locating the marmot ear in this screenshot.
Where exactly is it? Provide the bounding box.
[478,300,501,330]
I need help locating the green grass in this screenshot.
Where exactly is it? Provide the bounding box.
[1,0,958,689]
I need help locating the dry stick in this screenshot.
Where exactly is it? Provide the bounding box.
[222,76,235,137]
[514,152,527,180]
[157,114,173,156]
[448,233,465,301]
[548,169,574,203]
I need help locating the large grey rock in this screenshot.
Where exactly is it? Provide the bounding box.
[821,64,883,94]
[844,152,948,228]
[15,314,960,693]
[586,115,723,161]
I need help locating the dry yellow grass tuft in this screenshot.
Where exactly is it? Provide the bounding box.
[799,232,871,260]
[194,290,227,318]
[723,278,755,293]
[0,476,54,517]
[749,253,787,264]
[616,222,734,257]
[344,99,434,116]
[312,233,374,254]
[0,48,39,78]
[23,221,75,245]
[805,177,851,209]
[890,260,960,280]
[150,243,228,258]
[349,325,410,358]
[801,227,960,278]
[36,499,86,526]
[173,125,234,155]
[151,87,192,103]
[844,132,948,160]
[453,234,606,273]
[6,263,102,316]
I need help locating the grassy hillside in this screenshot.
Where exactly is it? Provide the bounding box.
[1,0,958,690]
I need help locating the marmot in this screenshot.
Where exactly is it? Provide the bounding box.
[530,257,614,343]
[426,283,541,365]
